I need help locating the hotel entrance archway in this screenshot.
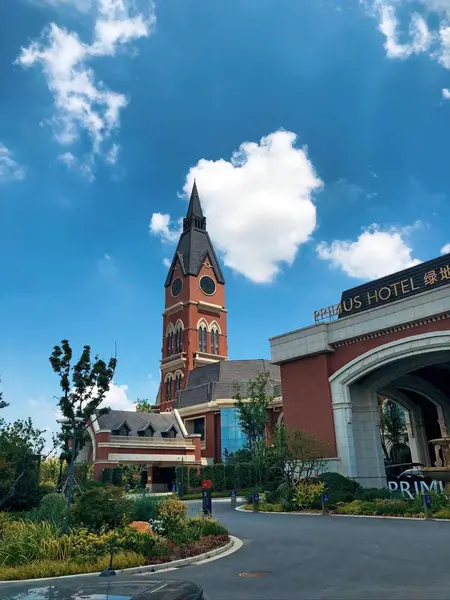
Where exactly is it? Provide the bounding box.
[330,332,450,487]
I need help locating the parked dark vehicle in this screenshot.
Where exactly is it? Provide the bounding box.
[0,579,206,600]
[386,462,432,484]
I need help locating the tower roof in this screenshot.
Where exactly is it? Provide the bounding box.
[165,183,225,286]
[186,180,204,219]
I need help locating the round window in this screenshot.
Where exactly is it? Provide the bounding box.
[171,277,183,297]
[200,276,216,296]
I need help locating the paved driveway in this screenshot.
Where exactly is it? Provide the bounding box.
[2,501,450,599]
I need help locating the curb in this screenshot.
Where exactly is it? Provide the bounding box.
[0,536,241,585]
[234,505,450,522]
[184,497,245,504]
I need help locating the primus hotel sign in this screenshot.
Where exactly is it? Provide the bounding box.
[314,253,450,324]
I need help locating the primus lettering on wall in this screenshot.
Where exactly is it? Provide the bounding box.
[388,480,445,500]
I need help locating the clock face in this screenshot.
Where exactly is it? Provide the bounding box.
[200,275,216,296]
[171,277,183,297]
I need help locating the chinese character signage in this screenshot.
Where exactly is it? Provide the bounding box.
[314,252,450,323]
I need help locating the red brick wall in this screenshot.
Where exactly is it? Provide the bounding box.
[280,353,337,456]
[204,412,216,460]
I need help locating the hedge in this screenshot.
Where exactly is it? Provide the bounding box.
[176,463,264,493]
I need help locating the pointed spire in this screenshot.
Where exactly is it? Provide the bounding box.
[183,181,206,231]
[186,180,203,219]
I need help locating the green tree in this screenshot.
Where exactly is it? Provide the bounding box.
[233,372,273,450]
[270,425,328,488]
[379,397,407,460]
[49,339,117,462]
[0,391,8,410]
[40,456,61,485]
[135,398,153,412]
[0,415,46,510]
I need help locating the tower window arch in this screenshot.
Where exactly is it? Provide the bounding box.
[166,324,175,356]
[174,370,183,393]
[210,322,220,355]
[164,373,174,401]
[174,320,184,354]
[198,320,208,353]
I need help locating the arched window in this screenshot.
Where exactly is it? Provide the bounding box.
[210,328,219,355]
[176,327,182,352]
[167,332,173,355]
[175,372,183,392]
[165,374,173,400]
[198,322,208,352]
[172,320,184,354]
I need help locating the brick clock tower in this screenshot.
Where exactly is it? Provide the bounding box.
[158,182,228,412]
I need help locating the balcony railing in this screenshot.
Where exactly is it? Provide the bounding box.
[108,436,194,449]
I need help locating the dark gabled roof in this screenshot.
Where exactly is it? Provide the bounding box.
[136,421,155,433]
[96,410,181,438]
[111,420,131,431]
[176,359,281,409]
[165,184,225,286]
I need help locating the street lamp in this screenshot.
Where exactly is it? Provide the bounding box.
[57,416,84,531]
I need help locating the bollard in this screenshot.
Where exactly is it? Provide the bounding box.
[253,492,259,512]
[422,493,432,520]
[321,492,329,515]
[231,489,237,509]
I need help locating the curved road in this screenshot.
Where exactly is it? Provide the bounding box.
[2,500,450,599]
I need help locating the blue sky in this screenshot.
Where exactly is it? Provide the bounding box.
[1,0,450,444]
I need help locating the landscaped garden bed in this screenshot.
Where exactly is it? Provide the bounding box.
[239,472,450,520]
[0,490,230,581]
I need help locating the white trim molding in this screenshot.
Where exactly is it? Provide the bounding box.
[270,285,450,364]
[108,453,197,463]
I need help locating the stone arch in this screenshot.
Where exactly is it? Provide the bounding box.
[76,424,96,463]
[197,318,209,330]
[329,331,450,486]
[330,332,450,388]
[164,372,174,383]
[394,374,450,436]
[166,322,175,336]
[209,320,221,333]
[174,318,184,331]
[378,387,428,465]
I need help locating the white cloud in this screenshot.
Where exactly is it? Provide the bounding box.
[367,1,450,95]
[27,0,94,11]
[441,242,450,254]
[58,151,95,181]
[316,223,421,280]
[149,213,181,243]
[162,257,171,268]
[377,4,431,59]
[0,143,25,182]
[98,382,134,411]
[105,143,119,164]
[16,0,155,169]
[151,130,322,284]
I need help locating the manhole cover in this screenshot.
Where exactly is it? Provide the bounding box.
[239,571,271,578]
